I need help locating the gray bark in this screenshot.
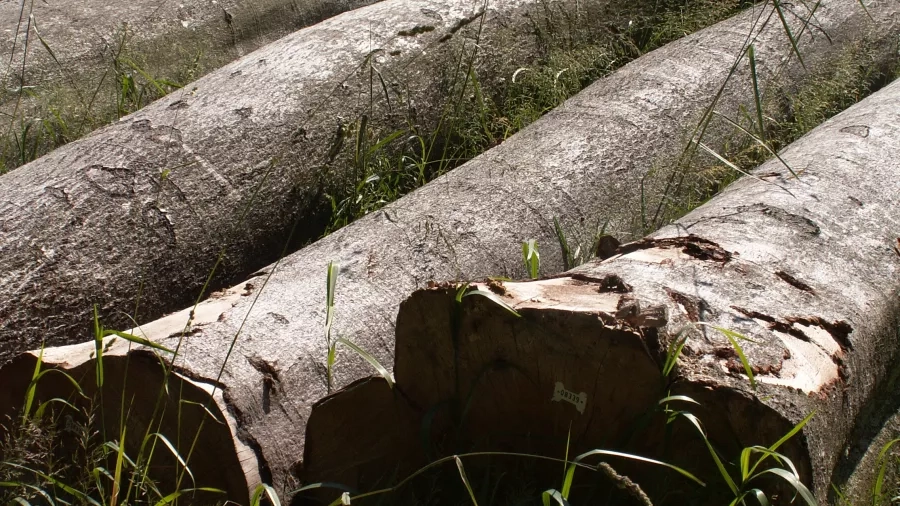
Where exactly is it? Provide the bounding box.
[1,0,379,103]
[347,78,900,503]
[828,336,900,504]
[1,1,898,501]
[0,0,649,360]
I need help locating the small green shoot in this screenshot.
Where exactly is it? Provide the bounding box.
[873,437,900,505]
[250,483,282,506]
[325,260,339,392]
[322,262,393,390]
[522,239,540,280]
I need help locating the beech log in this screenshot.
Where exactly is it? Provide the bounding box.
[0,0,703,361]
[1,0,378,104]
[1,2,898,501]
[308,79,900,502]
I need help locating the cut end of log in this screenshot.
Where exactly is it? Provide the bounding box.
[0,341,260,504]
[297,278,813,503]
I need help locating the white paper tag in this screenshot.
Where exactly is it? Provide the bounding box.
[552,381,587,413]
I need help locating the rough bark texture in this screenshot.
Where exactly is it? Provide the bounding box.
[828,332,900,504]
[1,1,898,500]
[0,0,674,362]
[313,78,900,503]
[0,0,379,104]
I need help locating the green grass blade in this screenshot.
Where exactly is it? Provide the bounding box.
[561,425,573,498]
[147,433,195,486]
[542,489,569,506]
[561,464,576,499]
[697,141,795,197]
[93,305,105,388]
[522,239,540,279]
[290,481,357,495]
[772,1,805,69]
[749,489,770,506]
[101,330,174,354]
[657,395,700,407]
[178,399,226,425]
[250,483,281,506]
[462,288,521,318]
[679,412,735,493]
[769,411,815,453]
[33,397,78,419]
[698,323,757,389]
[0,481,55,505]
[873,437,900,503]
[24,368,86,423]
[154,487,225,506]
[326,345,336,392]
[21,348,43,425]
[3,463,101,506]
[662,330,690,378]
[326,261,339,328]
[455,456,480,506]
[755,468,816,505]
[573,448,705,486]
[711,111,798,179]
[455,283,470,303]
[110,424,127,506]
[741,447,753,481]
[748,44,766,143]
[335,337,394,388]
[553,217,572,271]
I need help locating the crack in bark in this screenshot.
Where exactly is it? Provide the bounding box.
[731,306,811,342]
[730,307,854,368]
[785,316,853,351]
[221,387,274,486]
[775,270,815,293]
[615,234,732,262]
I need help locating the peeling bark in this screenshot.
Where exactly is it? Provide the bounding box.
[308,79,900,502]
[0,2,897,501]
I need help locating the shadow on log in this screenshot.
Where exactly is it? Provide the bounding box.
[0,338,259,502]
[300,78,900,503]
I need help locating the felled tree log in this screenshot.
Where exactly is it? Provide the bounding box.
[308,78,900,502]
[2,1,898,501]
[0,0,377,104]
[1,0,645,360]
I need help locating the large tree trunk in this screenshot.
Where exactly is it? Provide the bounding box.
[0,0,381,173]
[308,78,900,503]
[1,1,898,501]
[0,0,652,360]
[1,0,378,103]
